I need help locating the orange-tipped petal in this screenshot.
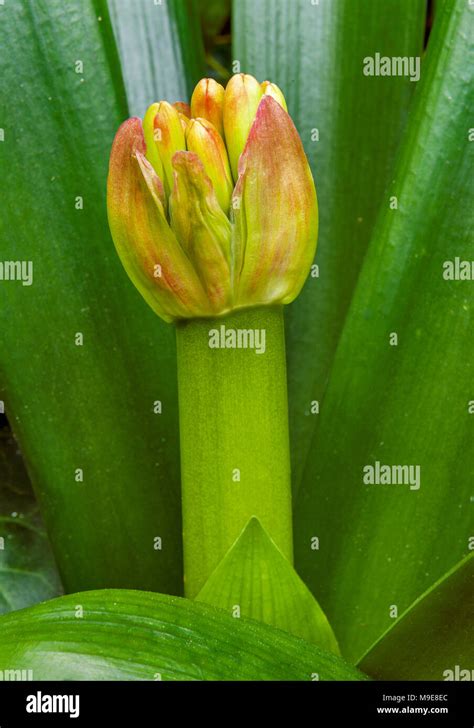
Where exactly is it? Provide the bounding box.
[232,96,318,307]
[173,101,191,118]
[190,78,225,137]
[185,118,233,213]
[223,73,263,181]
[170,151,232,312]
[107,117,210,322]
[152,101,186,197]
[261,80,288,112]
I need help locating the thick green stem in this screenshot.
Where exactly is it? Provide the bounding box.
[176,306,293,598]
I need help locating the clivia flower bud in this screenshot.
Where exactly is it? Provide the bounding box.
[145,101,186,196]
[185,118,233,213]
[223,73,262,180]
[142,102,164,186]
[261,80,288,112]
[170,151,232,312]
[191,78,225,137]
[107,74,318,323]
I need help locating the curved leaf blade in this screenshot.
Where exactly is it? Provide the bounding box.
[196,517,339,654]
[108,0,205,116]
[0,590,367,681]
[233,0,427,492]
[0,0,182,594]
[295,0,474,661]
[359,554,474,680]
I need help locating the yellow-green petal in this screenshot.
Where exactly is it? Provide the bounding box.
[190,78,225,137]
[261,80,288,112]
[223,73,263,181]
[186,118,234,213]
[170,151,232,313]
[151,101,186,197]
[143,103,165,182]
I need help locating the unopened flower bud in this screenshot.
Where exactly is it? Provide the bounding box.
[108,75,318,323]
[143,102,164,183]
[186,118,233,213]
[170,151,232,312]
[261,80,288,112]
[223,73,263,180]
[107,118,210,321]
[149,101,186,196]
[191,78,225,138]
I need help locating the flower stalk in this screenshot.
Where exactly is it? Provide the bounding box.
[176,306,292,598]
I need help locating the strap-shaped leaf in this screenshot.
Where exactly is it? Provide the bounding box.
[359,554,474,680]
[294,0,474,661]
[196,517,339,654]
[0,590,367,681]
[233,0,427,491]
[108,0,205,115]
[0,0,184,594]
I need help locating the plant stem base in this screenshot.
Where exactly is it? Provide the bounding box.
[176,306,293,598]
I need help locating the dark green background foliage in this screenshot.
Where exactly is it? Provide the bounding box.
[0,429,61,612]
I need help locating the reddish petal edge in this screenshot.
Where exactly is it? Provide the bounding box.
[107,117,211,321]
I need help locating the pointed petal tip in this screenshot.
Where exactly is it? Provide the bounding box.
[110,117,145,155]
[256,93,289,121]
[191,78,225,138]
[108,118,146,207]
[236,95,300,179]
[171,150,211,199]
[172,149,202,171]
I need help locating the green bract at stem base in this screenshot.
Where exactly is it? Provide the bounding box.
[176,305,293,598]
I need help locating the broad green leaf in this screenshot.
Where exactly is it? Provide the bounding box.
[108,0,205,116]
[359,554,474,680]
[196,517,339,654]
[0,429,62,613]
[295,0,474,661]
[0,0,182,594]
[233,0,426,491]
[0,590,367,681]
